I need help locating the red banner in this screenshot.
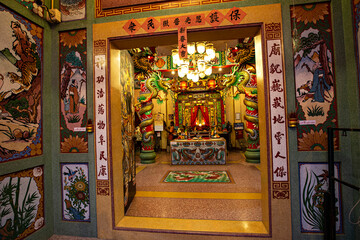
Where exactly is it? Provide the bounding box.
[123,19,141,35]
[142,17,160,33]
[225,7,247,25]
[178,27,187,59]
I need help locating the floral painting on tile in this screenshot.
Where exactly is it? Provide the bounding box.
[0,166,45,239]
[299,162,342,233]
[59,29,88,153]
[120,50,136,213]
[291,3,338,151]
[0,4,43,163]
[353,0,360,98]
[60,0,86,22]
[61,163,90,221]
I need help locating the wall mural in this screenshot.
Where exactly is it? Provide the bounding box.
[0,166,45,239]
[14,0,44,18]
[291,3,338,151]
[299,162,342,233]
[60,0,86,22]
[119,50,136,213]
[59,29,88,153]
[0,4,43,163]
[61,163,90,221]
[353,0,360,99]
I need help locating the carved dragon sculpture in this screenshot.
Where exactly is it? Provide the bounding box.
[224,65,258,141]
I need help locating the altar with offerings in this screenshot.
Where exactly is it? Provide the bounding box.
[170,138,226,165]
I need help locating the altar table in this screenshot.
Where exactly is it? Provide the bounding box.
[170,138,226,165]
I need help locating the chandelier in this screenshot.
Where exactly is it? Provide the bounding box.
[172,42,216,82]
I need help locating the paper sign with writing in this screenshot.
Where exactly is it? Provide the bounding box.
[123,19,141,35]
[225,7,247,25]
[178,27,187,59]
[206,10,225,27]
[267,39,288,182]
[94,55,109,180]
[142,17,160,33]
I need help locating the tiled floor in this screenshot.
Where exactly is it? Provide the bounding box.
[50,150,265,238]
[126,150,262,221]
[49,235,103,240]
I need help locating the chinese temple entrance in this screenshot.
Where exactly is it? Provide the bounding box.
[108,24,271,235]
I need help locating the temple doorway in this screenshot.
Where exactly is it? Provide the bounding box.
[109,24,270,235]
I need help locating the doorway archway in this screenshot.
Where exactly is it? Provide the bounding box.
[93,4,291,239]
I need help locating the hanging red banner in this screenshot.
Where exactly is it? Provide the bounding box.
[178,27,187,59]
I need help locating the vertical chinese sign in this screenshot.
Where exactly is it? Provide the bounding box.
[266,23,289,199]
[353,0,360,100]
[178,27,187,59]
[59,29,88,153]
[94,40,109,195]
[291,3,338,151]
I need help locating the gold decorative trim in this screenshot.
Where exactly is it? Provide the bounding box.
[265,22,281,40]
[272,182,289,199]
[94,40,107,55]
[95,0,242,18]
[97,180,110,195]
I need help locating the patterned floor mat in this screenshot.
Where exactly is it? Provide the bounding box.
[162,170,233,183]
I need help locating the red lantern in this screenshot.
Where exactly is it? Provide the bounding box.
[180,81,187,90]
[208,79,216,89]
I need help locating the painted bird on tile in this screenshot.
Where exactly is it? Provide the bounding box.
[64,166,78,181]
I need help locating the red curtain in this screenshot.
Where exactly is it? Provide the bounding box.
[190,105,198,127]
[199,106,210,126]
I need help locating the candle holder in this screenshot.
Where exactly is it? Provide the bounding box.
[86,119,94,133]
[288,112,297,128]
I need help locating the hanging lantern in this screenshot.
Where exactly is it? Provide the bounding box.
[208,79,216,89]
[192,71,199,82]
[196,42,206,54]
[205,64,212,76]
[187,43,196,55]
[172,49,180,66]
[179,81,188,90]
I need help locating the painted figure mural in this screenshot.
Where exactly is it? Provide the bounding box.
[0,166,45,239]
[61,163,90,221]
[59,29,88,153]
[0,4,42,163]
[291,3,338,151]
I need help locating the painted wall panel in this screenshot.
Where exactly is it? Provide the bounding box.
[0,3,43,163]
[60,0,86,22]
[299,162,342,233]
[61,163,90,221]
[353,0,360,100]
[291,3,339,151]
[0,166,45,239]
[59,29,88,153]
